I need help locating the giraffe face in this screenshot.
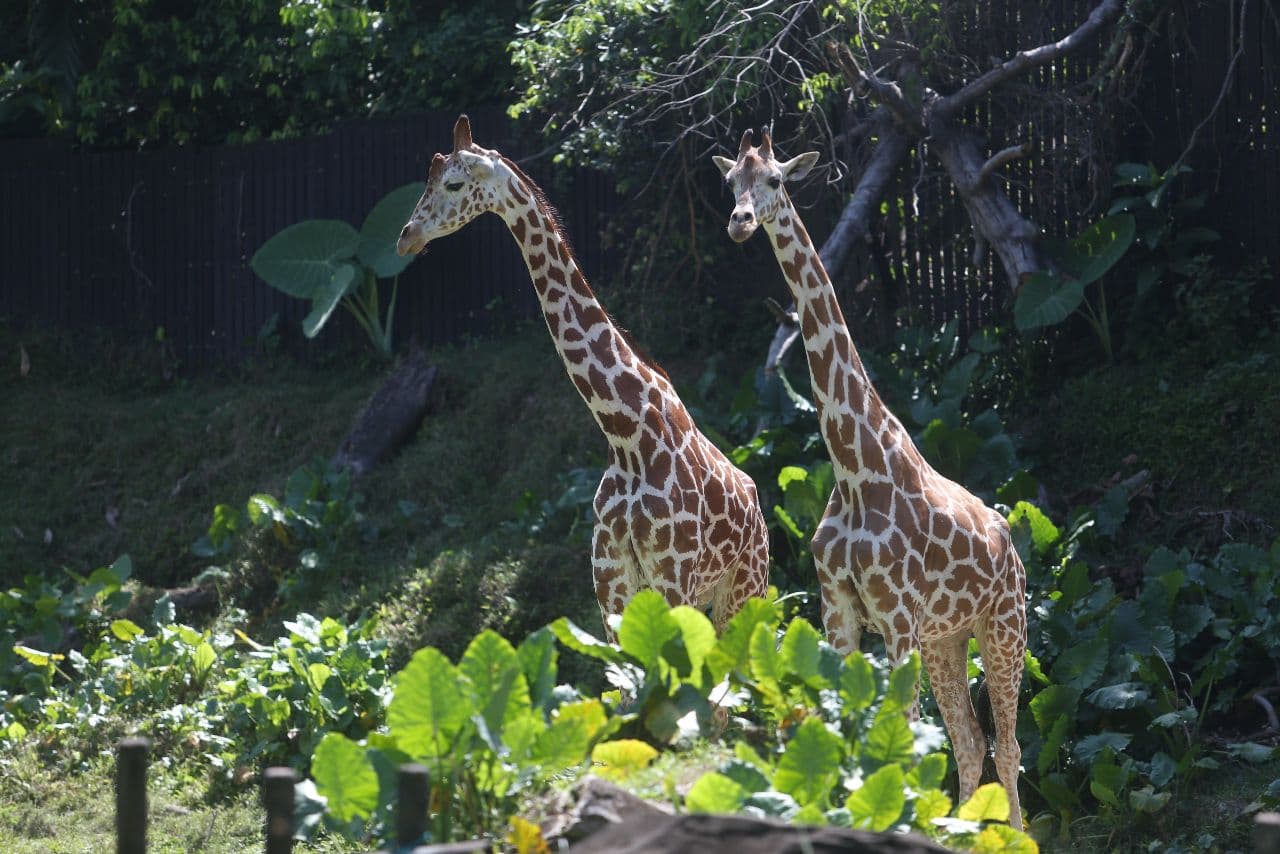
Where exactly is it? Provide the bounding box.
[712,130,819,243]
[396,116,505,256]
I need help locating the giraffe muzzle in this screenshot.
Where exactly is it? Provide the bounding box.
[396,224,429,257]
[727,208,758,243]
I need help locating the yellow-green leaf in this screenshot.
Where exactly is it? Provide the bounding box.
[958,783,1010,823]
[913,788,952,830]
[13,645,63,667]
[506,816,550,854]
[192,641,217,675]
[972,823,1039,853]
[111,619,145,642]
[591,739,659,781]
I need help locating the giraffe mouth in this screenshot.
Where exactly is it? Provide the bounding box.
[396,234,429,257]
[727,221,758,243]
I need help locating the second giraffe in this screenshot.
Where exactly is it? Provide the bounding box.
[714,128,1027,830]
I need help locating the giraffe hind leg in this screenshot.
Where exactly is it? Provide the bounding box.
[976,597,1026,832]
[921,633,986,806]
[591,522,639,643]
[710,509,770,633]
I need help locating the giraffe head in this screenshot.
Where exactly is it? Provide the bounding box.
[712,128,819,243]
[396,115,506,256]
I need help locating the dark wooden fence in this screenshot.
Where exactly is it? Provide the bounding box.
[0,108,617,370]
[2,2,1275,370]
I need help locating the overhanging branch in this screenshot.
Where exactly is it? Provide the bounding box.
[932,0,1124,121]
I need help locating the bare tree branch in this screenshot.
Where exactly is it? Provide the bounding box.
[974,143,1030,191]
[826,41,922,132]
[931,0,1124,121]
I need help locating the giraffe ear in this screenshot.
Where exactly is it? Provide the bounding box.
[456,149,494,177]
[712,155,735,178]
[779,151,820,183]
[452,114,473,151]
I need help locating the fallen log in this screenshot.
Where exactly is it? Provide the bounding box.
[331,346,439,479]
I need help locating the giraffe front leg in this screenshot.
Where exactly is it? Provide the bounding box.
[591,522,638,643]
[811,498,862,655]
[977,593,1027,831]
[921,633,986,808]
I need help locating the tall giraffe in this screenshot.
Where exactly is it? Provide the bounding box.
[396,116,769,639]
[714,129,1026,829]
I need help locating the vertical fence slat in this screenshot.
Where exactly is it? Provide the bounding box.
[263,766,296,854]
[116,737,149,854]
[397,763,429,848]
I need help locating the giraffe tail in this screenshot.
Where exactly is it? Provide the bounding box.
[975,676,996,746]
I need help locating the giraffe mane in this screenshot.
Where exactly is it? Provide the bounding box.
[498,155,671,383]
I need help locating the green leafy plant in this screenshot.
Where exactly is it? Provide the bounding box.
[250,183,423,358]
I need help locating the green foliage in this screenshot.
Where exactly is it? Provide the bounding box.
[250,183,423,358]
[2,609,389,777]
[0,1,522,146]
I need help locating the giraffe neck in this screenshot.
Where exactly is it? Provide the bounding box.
[762,202,915,483]
[497,166,672,454]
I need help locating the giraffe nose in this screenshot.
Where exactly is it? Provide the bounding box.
[731,209,754,225]
[399,224,412,240]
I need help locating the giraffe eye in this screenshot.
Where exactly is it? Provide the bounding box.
[768,176,781,189]
[445,181,464,192]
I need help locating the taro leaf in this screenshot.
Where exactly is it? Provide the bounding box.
[685,771,749,814]
[957,782,1010,822]
[517,628,558,713]
[555,699,611,745]
[110,619,144,642]
[549,618,627,664]
[939,352,982,403]
[303,262,359,339]
[973,824,1038,853]
[1007,502,1060,556]
[749,621,784,705]
[668,605,716,683]
[460,630,529,737]
[906,753,948,791]
[743,791,800,819]
[357,182,425,278]
[532,712,591,769]
[1037,714,1071,776]
[251,220,359,299]
[996,470,1039,506]
[721,758,772,793]
[591,739,659,781]
[1149,752,1177,787]
[774,717,844,807]
[840,652,877,712]
[617,589,680,669]
[388,647,468,761]
[311,733,378,823]
[1087,682,1150,710]
[1014,272,1084,332]
[1049,631,1110,691]
[913,788,952,831]
[863,710,914,766]
[1061,214,1136,286]
[779,619,823,687]
[1129,785,1171,814]
[707,597,778,682]
[1113,162,1158,188]
[921,420,982,481]
[845,764,905,831]
[1227,742,1277,764]
[884,651,921,714]
[1073,732,1131,765]
[1093,485,1129,537]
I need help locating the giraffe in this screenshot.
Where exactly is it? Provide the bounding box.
[396,115,770,640]
[713,129,1026,830]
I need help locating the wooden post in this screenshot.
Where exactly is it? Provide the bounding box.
[1256,812,1280,854]
[264,767,296,854]
[116,737,149,854]
[397,763,429,848]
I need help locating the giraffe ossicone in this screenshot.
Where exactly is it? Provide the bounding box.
[714,128,1028,830]
[398,115,770,640]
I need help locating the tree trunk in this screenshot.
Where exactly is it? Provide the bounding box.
[331,347,439,479]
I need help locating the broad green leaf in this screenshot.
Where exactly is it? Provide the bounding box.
[1014,272,1084,332]
[1090,760,1129,807]
[913,788,952,830]
[957,782,1009,822]
[1023,651,1049,686]
[531,713,590,769]
[591,739,658,781]
[749,622,782,696]
[669,606,716,680]
[1073,732,1131,764]
[884,651,921,713]
[774,717,844,807]
[972,824,1038,853]
[744,791,800,819]
[311,733,378,823]
[685,772,748,813]
[548,618,626,664]
[110,619,145,642]
[1037,714,1071,776]
[13,645,64,667]
[707,597,778,681]
[1007,502,1060,555]
[845,764,905,831]
[460,630,529,734]
[357,183,425,278]
[506,815,550,854]
[840,652,876,711]
[720,758,771,793]
[734,741,773,776]
[1148,752,1177,787]
[517,628,558,711]
[251,220,359,299]
[617,590,680,668]
[1093,485,1129,537]
[192,641,217,676]
[554,699,610,744]
[907,753,948,791]
[1128,785,1171,814]
[863,711,914,765]
[779,619,823,685]
[1087,682,1149,710]
[1227,742,1277,764]
[1049,632,1110,691]
[302,263,358,339]
[388,647,468,760]
[1061,214,1136,286]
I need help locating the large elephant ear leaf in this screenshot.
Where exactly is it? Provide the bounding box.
[1014,271,1085,332]
[1060,214,1136,286]
[358,183,426,278]
[250,220,359,298]
[303,262,359,338]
